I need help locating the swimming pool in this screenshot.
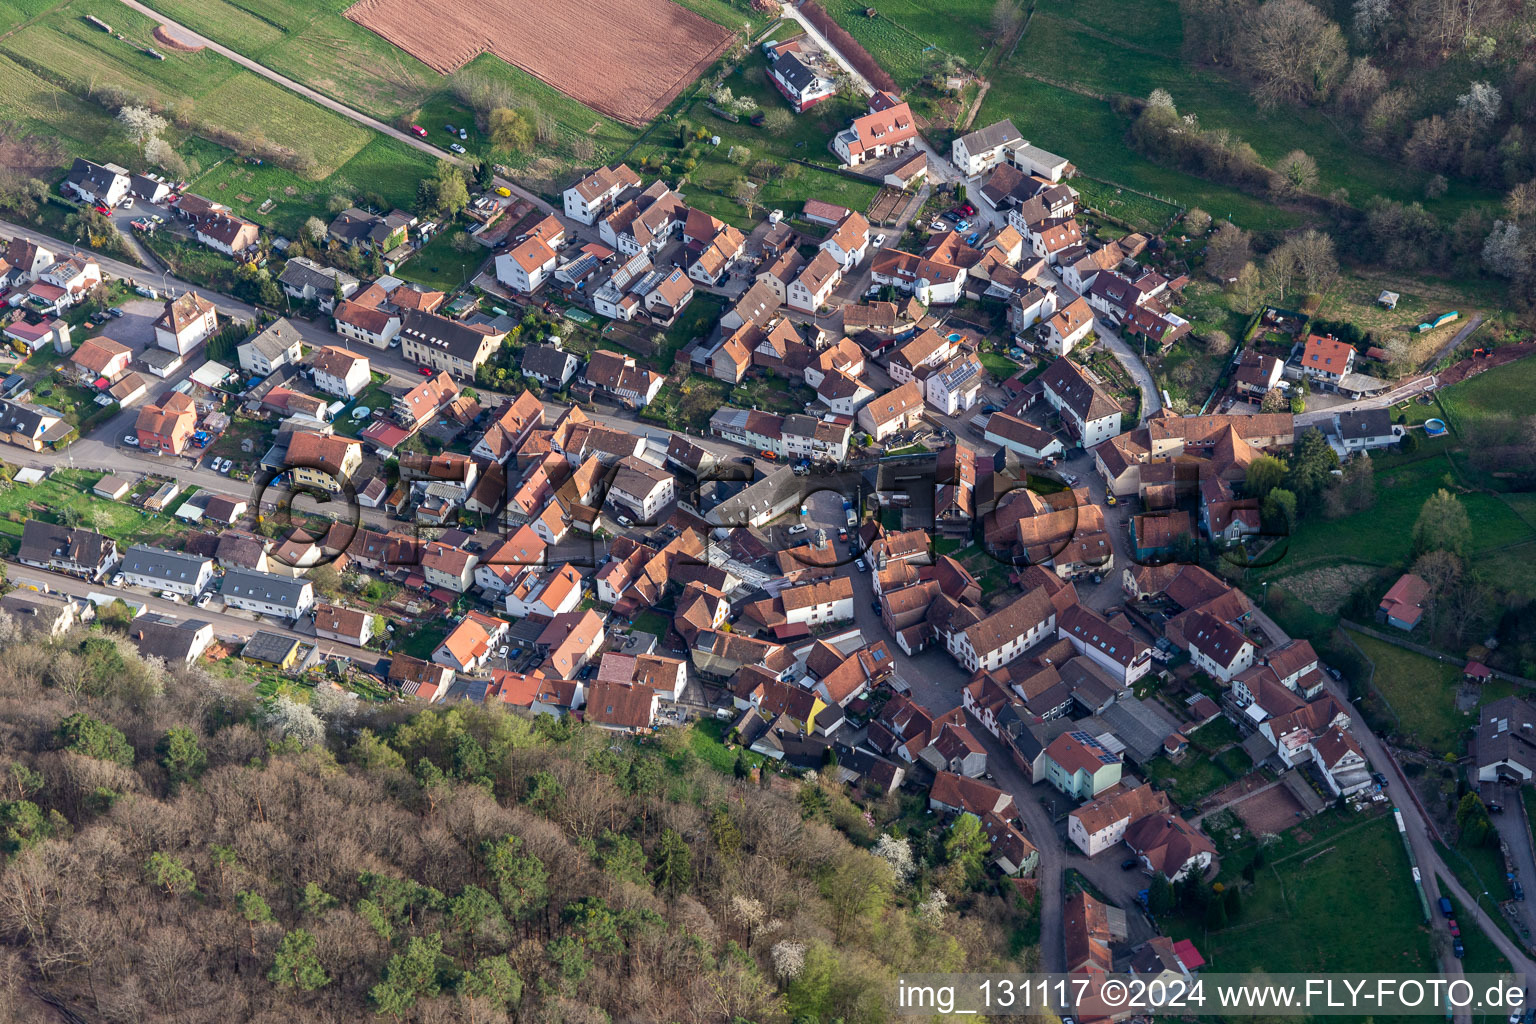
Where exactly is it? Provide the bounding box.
[1424,418,1447,436]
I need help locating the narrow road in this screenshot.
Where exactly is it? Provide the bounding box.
[1092,317,1161,423]
[1431,313,1484,369]
[112,0,555,216]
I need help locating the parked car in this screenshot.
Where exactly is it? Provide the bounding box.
[1438,896,1454,917]
[494,186,512,198]
[1447,917,1460,937]
[497,646,509,659]
[111,574,124,587]
[854,558,867,572]
[1120,858,1139,871]
[417,366,435,376]
[93,205,112,216]
[616,515,633,528]
[121,197,134,209]
[195,593,212,608]
[787,524,808,536]
[410,125,428,137]
[123,435,139,446]
[873,233,886,247]
[107,307,124,318]
[219,458,233,474]
[1512,878,1525,901]
[758,450,777,460]
[449,143,466,154]
[444,124,456,134]
[160,591,180,603]
[1453,939,1465,959]
[960,202,976,215]
[954,219,972,231]
[459,128,467,140]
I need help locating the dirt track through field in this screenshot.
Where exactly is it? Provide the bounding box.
[344,0,734,125]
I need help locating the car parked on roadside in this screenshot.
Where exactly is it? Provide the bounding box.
[123,435,139,446]
[449,143,466,154]
[410,124,428,137]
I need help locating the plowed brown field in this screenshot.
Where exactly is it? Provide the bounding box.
[344,0,734,126]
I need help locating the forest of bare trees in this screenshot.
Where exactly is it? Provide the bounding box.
[0,617,1039,1024]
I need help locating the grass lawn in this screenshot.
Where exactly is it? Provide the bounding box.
[395,228,491,293]
[1262,452,1536,583]
[978,350,1019,381]
[0,468,179,543]
[1168,814,1434,973]
[632,53,879,228]
[661,293,727,367]
[1142,747,1252,808]
[187,135,435,237]
[631,611,672,640]
[1344,628,1474,754]
[1,0,376,180]
[816,0,1504,236]
[1431,350,1536,445]
[686,717,751,774]
[397,619,451,660]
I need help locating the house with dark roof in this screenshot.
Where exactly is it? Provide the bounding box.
[1037,357,1122,448]
[65,158,130,206]
[952,119,1023,176]
[277,257,358,311]
[770,52,836,111]
[128,616,215,666]
[521,342,580,390]
[388,653,454,701]
[121,545,214,596]
[398,309,503,379]
[0,399,70,452]
[222,568,315,620]
[1476,696,1536,783]
[17,520,119,581]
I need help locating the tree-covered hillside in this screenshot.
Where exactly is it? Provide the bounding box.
[0,617,1039,1024]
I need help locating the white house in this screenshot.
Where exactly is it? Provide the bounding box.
[857,380,925,441]
[819,211,870,270]
[921,354,984,416]
[1038,358,1122,449]
[119,545,214,597]
[786,250,843,314]
[607,455,675,522]
[334,300,401,349]
[952,120,1022,177]
[278,257,359,312]
[222,568,315,620]
[496,236,559,293]
[521,342,580,389]
[310,345,371,398]
[237,318,304,376]
[37,254,102,307]
[154,292,219,355]
[65,158,130,207]
[562,163,641,225]
[1043,296,1095,356]
[1183,610,1256,683]
[984,412,1065,460]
